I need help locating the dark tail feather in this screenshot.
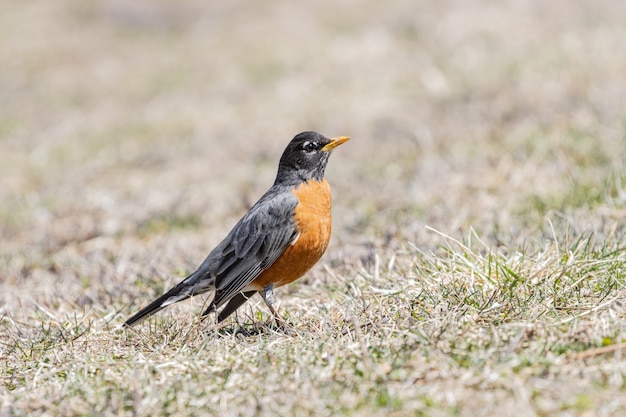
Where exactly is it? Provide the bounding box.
[124,282,194,327]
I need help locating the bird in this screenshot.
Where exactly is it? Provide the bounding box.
[124,131,349,330]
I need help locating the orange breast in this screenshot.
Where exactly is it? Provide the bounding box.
[251,179,332,290]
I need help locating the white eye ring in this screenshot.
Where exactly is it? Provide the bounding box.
[302,141,317,153]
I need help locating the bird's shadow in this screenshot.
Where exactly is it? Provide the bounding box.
[206,319,293,337]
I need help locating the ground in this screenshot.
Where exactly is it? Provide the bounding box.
[1,0,626,416]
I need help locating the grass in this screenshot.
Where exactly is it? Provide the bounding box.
[2,0,626,416]
[4,228,626,416]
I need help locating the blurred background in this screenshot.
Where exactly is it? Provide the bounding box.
[1,0,625,308]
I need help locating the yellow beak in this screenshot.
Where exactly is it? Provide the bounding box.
[321,136,350,152]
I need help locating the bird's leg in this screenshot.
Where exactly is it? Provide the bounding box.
[260,284,289,332]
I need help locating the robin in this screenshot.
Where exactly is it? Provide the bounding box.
[124,131,349,330]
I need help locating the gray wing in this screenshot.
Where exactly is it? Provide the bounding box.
[168,190,298,308]
[124,190,299,327]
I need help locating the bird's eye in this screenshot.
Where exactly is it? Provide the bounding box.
[302,141,317,153]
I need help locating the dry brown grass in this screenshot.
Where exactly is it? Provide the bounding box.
[2,0,626,415]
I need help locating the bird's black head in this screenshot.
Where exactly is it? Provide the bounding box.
[275,131,350,185]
